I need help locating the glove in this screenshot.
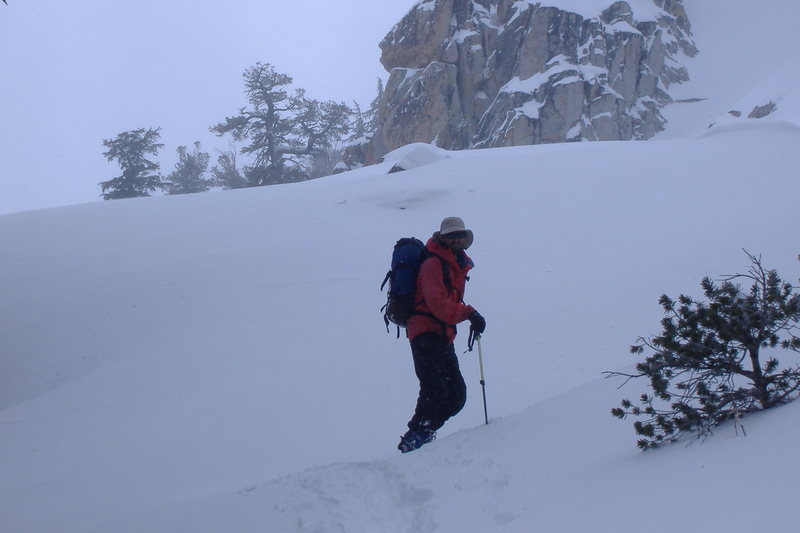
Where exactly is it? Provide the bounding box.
[468,310,486,336]
[466,311,486,352]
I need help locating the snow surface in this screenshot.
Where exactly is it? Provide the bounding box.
[2,1,800,532]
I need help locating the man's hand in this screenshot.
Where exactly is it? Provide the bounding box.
[468,310,486,335]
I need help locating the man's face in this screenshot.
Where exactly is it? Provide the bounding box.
[442,231,469,252]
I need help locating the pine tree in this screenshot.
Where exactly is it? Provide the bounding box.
[349,101,367,143]
[210,62,352,186]
[607,251,800,449]
[309,139,346,178]
[364,78,384,137]
[99,128,165,200]
[165,142,212,195]
[211,149,247,190]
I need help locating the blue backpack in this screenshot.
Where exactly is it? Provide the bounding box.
[380,238,450,336]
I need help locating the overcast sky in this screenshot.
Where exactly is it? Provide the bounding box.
[0,0,417,214]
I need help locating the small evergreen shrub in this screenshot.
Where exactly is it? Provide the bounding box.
[607,252,800,449]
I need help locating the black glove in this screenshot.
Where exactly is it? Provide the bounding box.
[466,311,486,352]
[468,310,486,336]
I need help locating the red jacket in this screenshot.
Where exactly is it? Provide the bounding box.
[406,235,475,343]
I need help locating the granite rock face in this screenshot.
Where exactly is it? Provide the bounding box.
[352,0,696,166]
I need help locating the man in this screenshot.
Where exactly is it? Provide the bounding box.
[398,216,486,453]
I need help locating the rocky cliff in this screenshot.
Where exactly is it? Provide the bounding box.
[349,0,697,167]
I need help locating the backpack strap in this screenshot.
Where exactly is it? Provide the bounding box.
[433,253,453,292]
[381,269,404,338]
[413,253,456,337]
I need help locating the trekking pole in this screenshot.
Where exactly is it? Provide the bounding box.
[476,336,489,425]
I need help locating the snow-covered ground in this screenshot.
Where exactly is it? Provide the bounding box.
[2,1,799,532]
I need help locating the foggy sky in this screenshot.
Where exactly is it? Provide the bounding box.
[0,0,416,214]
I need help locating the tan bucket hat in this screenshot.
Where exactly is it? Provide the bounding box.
[439,216,474,249]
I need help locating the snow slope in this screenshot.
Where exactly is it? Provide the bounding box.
[659,0,800,137]
[2,126,798,533]
[2,1,800,532]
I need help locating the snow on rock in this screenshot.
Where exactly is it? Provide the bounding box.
[353,0,696,168]
[502,0,669,20]
[381,142,451,174]
[703,49,800,135]
[658,0,800,139]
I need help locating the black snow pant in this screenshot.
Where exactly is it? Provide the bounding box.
[406,332,467,433]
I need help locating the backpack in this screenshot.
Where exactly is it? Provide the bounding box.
[380,237,451,336]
